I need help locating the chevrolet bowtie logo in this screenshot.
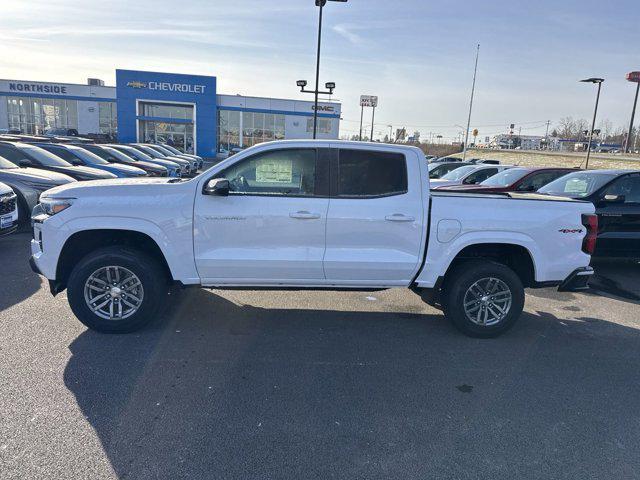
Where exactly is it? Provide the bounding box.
[126,81,147,89]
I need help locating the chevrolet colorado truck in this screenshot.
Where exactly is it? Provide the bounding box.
[30,141,597,337]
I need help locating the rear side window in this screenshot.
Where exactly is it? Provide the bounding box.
[338,149,407,197]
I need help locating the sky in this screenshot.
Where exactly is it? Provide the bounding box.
[1,0,639,142]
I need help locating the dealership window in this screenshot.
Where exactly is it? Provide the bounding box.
[6,96,78,134]
[98,102,117,138]
[139,121,194,154]
[240,111,285,149]
[217,110,241,154]
[306,117,332,134]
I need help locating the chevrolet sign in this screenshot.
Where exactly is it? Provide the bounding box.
[127,81,147,89]
[127,80,206,94]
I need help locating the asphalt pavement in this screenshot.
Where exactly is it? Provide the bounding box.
[1,232,640,479]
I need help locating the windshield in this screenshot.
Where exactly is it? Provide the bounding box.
[114,145,154,162]
[21,144,72,167]
[72,148,109,165]
[148,145,173,156]
[441,165,476,180]
[161,144,182,155]
[100,146,138,162]
[136,145,162,158]
[0,156,17,169]
[481,168,528,187]
[538,171,618,198]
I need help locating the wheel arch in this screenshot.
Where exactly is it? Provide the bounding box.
[54,229,175,293]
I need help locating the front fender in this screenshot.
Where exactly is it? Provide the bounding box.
[36,215,199,284]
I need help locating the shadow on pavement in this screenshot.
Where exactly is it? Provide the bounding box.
[64,288,640,479]
[0,233,42,313]
[590,258,640,304]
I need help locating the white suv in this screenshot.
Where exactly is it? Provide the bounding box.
[0,181,18,236]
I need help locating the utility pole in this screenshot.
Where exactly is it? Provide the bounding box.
[463,44,480,160]
[370,105,376,141]
[388,124,393,142]
[625,72,640,153]
[580,77,604,170]
[359,105,364,141]
[544,120,550,150]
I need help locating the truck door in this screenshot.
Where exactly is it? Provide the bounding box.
[193,148,330,284]
[323,147,425,285]
[595,174,640,257]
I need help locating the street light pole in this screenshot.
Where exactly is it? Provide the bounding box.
[312,1,324,139]
[463,44,480,160]
[625,72,640,153]
[580,77,604,170]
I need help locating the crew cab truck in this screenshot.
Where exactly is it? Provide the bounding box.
[29,141,597,338]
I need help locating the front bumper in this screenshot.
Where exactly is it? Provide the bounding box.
[558,267,594,292]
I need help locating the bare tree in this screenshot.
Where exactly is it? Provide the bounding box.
[557,116,576,138]
[598,118,613,140]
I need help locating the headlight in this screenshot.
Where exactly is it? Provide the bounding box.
[40,197,75,216]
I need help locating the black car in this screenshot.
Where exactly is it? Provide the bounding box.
[78,144,168,177]
[0,142,116,181]
[538,169,640,258]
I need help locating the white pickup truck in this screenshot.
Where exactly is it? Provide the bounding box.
[30,140,597,337]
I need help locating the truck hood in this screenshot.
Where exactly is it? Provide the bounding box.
[41,177,177,198]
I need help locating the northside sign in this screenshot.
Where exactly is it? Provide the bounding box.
[9,82,68,94]
[126,80,206,94]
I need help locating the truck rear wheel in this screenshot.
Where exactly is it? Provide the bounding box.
[442,260,524,338]
[67,247,168,333]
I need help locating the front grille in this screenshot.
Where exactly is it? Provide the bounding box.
[0,194,16,215]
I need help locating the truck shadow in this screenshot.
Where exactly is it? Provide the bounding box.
[0,233,42,313]
[64,289,640,479]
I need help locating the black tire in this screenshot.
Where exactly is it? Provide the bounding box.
[442,259,525,338]
[67,246,168,333]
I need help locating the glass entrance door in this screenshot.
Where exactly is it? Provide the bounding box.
[139,121,195,153]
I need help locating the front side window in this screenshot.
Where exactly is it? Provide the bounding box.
[462,168,499,184]
[516,171,569,192]
[338,149,407,197]
[220,149,317,196]
[602,176,640,203]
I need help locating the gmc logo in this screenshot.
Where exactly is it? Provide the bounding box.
[312,105,335,112]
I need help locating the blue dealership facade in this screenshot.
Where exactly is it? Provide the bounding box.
[0,69,341,158]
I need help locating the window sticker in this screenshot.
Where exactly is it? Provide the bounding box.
[256,158,293,183]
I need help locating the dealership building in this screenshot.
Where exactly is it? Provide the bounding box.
[0,69,341,157]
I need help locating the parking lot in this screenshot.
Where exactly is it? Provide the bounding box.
[0,232,639,479]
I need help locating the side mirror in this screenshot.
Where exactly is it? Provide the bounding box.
[203,178,230,196]
[602,194,625,204]
[19,159,32,168]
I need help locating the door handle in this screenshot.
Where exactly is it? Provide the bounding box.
[290,211,321,219]
[385,214,415,222]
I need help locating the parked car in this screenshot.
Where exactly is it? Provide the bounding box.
[538,169,640,258]
[0,154,75,224]
[44,128,79,137]
[33,143,147,178]
[430,156,463,163]
[430,164,513,189]
[30,140,595,338]
[107,145,182,177]
[469,158,500,165]
[129,144,193,175]
[159,143,204,169]
[78,144,168,177]
[0,142,116,181]
[143,144,203,171]
[428,161,472,179]
[0,181,18,236]
[434,167,576,193]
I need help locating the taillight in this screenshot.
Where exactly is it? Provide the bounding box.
[581,213,598,255]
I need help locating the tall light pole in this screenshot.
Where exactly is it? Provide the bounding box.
[462,44,480,160]
[580,77,604,169]
[308,0,348,139]
[625,71,640,153]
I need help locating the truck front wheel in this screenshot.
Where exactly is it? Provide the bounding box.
[442,260,525,338]
[66,247,168,333]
